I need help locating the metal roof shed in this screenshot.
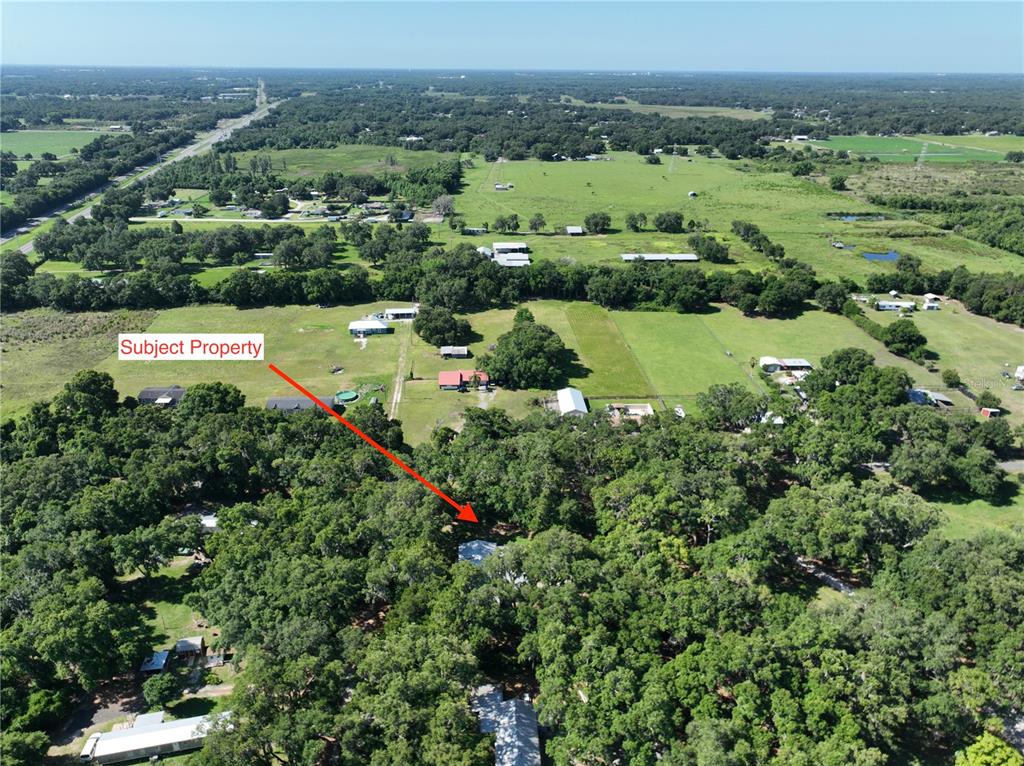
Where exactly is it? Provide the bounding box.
[79,712,231,764]
[459,540,498,566]
[139,650,169,674]
[556,387,588,416]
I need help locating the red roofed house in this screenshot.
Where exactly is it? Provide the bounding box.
[438,370,490,391]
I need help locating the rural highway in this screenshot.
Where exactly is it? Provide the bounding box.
[5,81,280,255]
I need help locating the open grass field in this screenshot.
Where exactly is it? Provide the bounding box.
[561,96,769,121]
[0,129,115,158]
[809,135,1004,163]
[433,152,1023,281]
[117,148,1024,286]
[935,487,1024,539]
[870,297,1024,425]
[230,144,448,177]
[610,303,971,411]
[913,133,1024,155]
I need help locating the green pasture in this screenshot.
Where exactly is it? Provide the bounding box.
[230,144,448,178]
[935,487,1024,540]
[0,129,115,158]
[913,133,1024,155]
[116,148,1024,285]
[433,152,1023,280]
[561,96,769,121]
[870,297,1024,425]
[809,135,1001,163]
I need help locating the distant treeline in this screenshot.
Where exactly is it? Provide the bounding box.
[255,69,1024,135]
[0,65,256,132]
[221,90,787,161]
[0,129,194,232]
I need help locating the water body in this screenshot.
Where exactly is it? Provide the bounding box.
[827,213,887,222]
[863,250,899,262]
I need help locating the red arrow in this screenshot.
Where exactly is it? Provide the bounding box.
[268,363,478,523]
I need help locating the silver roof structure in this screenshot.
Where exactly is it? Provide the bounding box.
[440,345,470,357]
[471,686,541,766]
[459,540,498,566]
[556,387,588,416]
[139,650,169,673]
[175,636,204,654]
[79,712,231,764]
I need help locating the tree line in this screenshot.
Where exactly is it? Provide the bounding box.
[2,359,1021,764]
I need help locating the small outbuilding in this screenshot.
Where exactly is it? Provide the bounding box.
[463,227,488,235]
[384,306,419,321]
[493,242,529,255]
[565,225,584,236]
[175,636,206,658]
[138,386,187,407]
[139,650,170,675]
[556,387,588,417]
[440,345,470,359]
[981,407,1001,418]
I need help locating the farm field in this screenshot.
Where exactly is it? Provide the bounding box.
[561,96,769,121]
[808,135,1003,163]
[230,144,448,177]
[433,152,1023,280]
[0,128,115,157]
[912,133,1024,155]
[116,148,1024,286]
[611,303,972,411]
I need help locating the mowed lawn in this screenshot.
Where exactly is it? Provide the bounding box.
[612,304,977,411]
[913,133,1024,155]
[0,128,115,157]
[809,135,1001,163]
[871,299,1024,426]
[91,303,404,410]
[935,490,1024,540]
[231,145,448,177]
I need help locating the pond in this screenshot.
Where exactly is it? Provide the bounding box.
[862,250,899,262]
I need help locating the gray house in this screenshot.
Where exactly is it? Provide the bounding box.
[138,386,187,407]
[265,397,336,414]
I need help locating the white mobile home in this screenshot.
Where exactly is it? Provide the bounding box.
[79,712,231,764]
[383,306,419,321]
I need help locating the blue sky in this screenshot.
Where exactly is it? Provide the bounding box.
[2,1,1021,73]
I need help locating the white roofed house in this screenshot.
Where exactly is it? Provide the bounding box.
[493,242,529,254]
[876,300,916,312]
[565,225,584,236]
[348,319,390,335]
[556,387,588,416]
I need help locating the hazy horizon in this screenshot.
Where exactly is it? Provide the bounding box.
[2,1,1021,75]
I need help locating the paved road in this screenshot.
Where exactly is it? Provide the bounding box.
[6,83,280,255]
